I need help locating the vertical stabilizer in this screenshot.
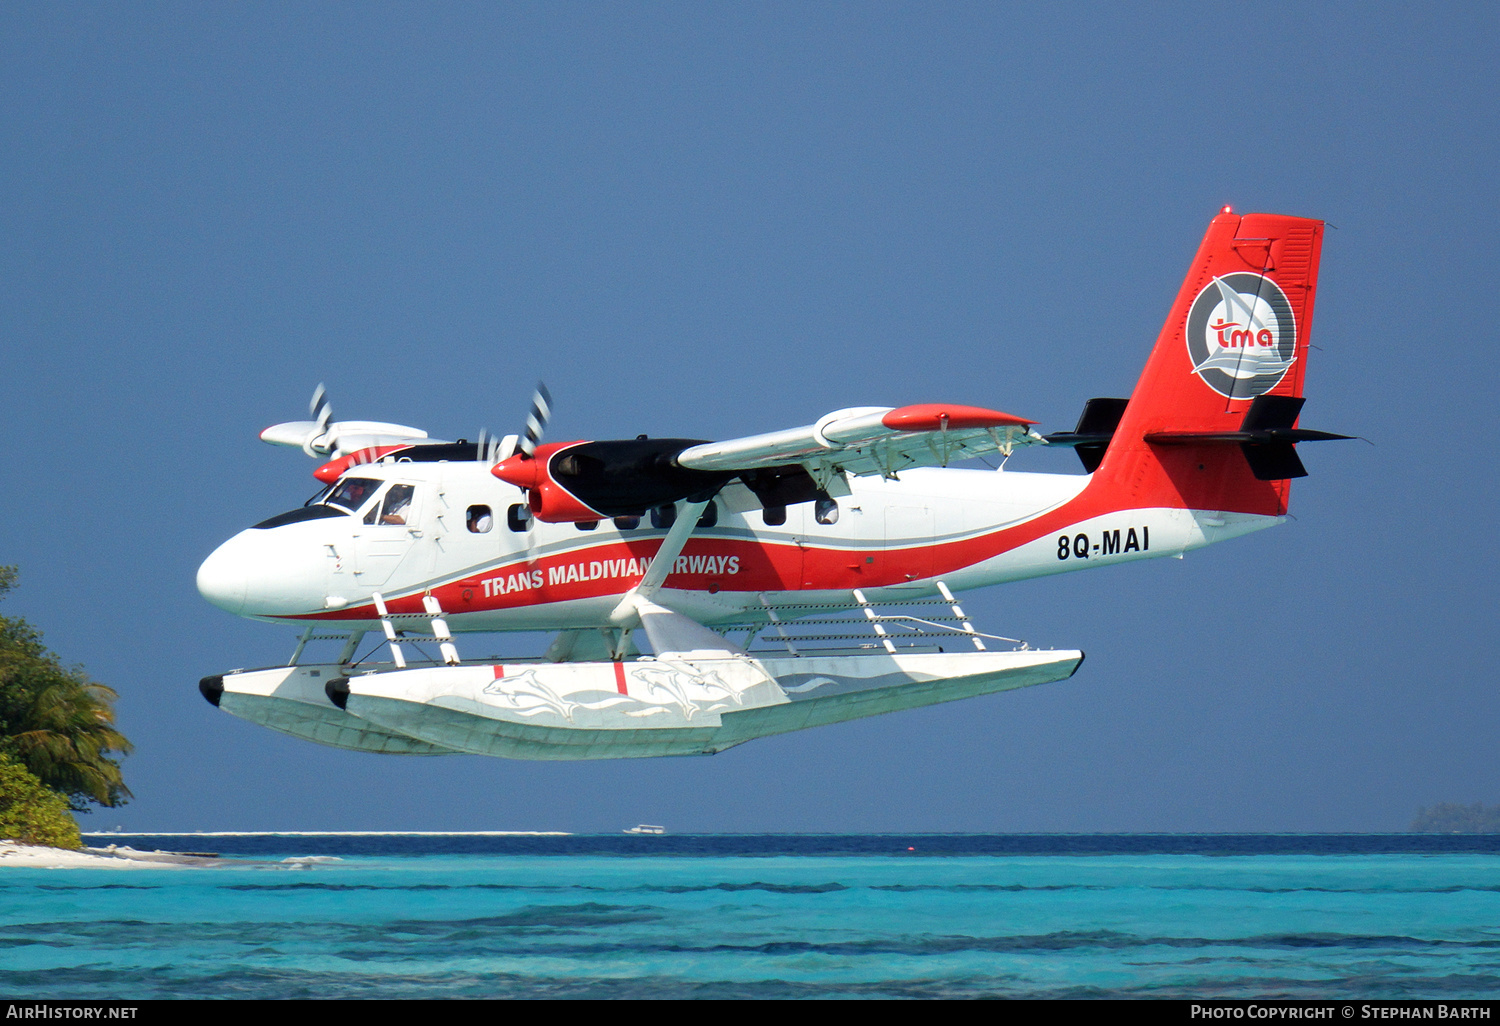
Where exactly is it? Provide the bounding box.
[1092,210,1325,517]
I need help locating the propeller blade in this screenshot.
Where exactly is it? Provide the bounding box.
[514,499,538,566]
[519,383,552,458]
[477,429,517,464]
[304,384,334,457]
[310,383,331,432]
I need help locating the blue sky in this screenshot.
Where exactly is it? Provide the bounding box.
[2,3,1496,832]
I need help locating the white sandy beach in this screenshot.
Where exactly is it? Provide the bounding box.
[0,842,222,868]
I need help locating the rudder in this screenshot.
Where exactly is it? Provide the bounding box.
[1092,209,1327,517]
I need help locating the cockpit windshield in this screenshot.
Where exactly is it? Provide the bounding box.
[325,477,381,514]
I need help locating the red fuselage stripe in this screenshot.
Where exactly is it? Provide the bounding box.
[285,448,1281,623]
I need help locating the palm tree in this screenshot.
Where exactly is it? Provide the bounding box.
[0,567,131,810]
[6,680,132,810]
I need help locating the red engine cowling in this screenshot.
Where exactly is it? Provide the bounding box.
[491,443,604,523]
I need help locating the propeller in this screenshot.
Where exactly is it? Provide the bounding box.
[472,383,549,468]
[520,382,552,457]
[304,384,334,457]
[521,496,542,567]
[518,383,553,563]
[490,382,553,491]
[494,383,552,563]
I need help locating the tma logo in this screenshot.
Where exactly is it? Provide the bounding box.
[1185,273,1297,399]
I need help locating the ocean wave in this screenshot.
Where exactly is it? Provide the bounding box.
[10,847,1500,999]
[5,964,1499,1000]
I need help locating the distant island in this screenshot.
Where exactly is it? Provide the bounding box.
[1410,803,1500,833]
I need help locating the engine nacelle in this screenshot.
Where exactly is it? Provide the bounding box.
[526,477,606,523]
[492,438,733,523]
[492,443,607,524]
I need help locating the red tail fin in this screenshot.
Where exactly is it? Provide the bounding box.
[1093,209,1325,516]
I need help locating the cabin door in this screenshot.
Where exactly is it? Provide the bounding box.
[883,505,934,582]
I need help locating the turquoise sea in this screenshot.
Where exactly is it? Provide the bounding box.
[4,835,1500,999]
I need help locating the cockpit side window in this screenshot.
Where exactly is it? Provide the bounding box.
[377,484,416,526]
[327,477,381,514]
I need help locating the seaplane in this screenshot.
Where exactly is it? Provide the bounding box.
[196,209,1348,760]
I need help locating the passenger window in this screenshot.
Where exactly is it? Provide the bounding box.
[762,505,787,527]
[613,516,640,530]
[576,520,598,531]
[651,504,677,530]
[697,502,718,528]
[466,505,493,534]
[507,504,530,532]
[815,498,839,525]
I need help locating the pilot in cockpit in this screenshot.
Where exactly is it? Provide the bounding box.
[379,484,415,525]
[327,477,378,514]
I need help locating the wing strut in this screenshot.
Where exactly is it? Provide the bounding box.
[372,593,407,669]
[608,496,745,659]
[853,589,897,654]
[628,497,711,600]
[422,594,461,666]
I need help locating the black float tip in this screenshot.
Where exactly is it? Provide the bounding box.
[325,677,350,710]
[198,675,224,707]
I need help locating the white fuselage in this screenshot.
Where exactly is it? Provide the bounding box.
[197,459,1277,633]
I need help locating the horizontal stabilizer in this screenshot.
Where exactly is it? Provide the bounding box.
[1143,395,1351,480]
[1043,397,1129,473]
[1143,427,1353,446]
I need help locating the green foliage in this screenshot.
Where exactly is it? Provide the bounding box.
[0,567,131,811]
[1410,802,1500,833]
[0,752,81,849]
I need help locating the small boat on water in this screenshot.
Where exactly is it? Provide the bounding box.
[624,824,665,835]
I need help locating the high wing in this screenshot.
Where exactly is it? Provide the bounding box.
[260,418,436,457]
[258,384,439,459]
[491,400,1047,523]
[675,403,1041,479]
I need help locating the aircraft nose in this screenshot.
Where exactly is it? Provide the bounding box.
[197,540,248,615]
[197,528,329,616]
